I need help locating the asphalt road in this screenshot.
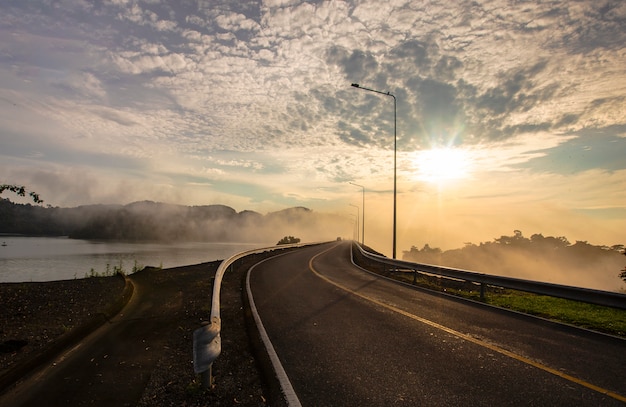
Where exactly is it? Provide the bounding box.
[247,241,626,406]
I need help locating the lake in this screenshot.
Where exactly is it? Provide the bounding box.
[0,236,271,282]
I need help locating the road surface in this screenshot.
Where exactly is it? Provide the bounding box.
[247,241,626,406]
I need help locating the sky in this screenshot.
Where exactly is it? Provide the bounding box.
[1,0,625,256]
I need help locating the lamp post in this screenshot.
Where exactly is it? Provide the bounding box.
[349,182,365,245]
[351,83,397,259]
[349,204,360,243]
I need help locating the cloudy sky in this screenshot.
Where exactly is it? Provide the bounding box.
[1,0,625,255]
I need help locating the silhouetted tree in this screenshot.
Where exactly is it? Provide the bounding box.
[277,236,300,245]
[494,229,527,246]
[402,244,443,264]
[0,184,43,204]
[530,233,570,249]
[404,231,625,290]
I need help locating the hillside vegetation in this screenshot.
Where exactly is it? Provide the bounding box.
[0,199,346,244]
[404,230,625,292]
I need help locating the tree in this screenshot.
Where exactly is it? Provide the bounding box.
[277,236,300,245]
[0,184,43,204]
[495,230,527,246]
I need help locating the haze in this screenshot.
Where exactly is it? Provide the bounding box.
[1,1,625,257]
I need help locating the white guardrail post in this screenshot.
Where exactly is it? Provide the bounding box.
[193,242,318,388]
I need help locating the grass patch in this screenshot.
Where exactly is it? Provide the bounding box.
[364,265,626,337]
[485,291,626,336]
[85,259,147,278]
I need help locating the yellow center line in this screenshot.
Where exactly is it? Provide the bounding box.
[308,245,626,403]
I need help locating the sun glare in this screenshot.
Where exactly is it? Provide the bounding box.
[414,148,472,184]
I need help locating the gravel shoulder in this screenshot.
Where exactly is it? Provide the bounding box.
[0,259,271,406]
[0,275,127,377]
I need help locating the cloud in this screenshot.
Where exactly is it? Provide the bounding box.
[517,128,626,174]
[112,52,190,74]
[215,12,260,32]
[0,0,625,254]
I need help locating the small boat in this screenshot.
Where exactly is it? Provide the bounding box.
[1,242,6,247]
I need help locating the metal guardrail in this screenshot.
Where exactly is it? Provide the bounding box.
[195,240,625,386]
[193,241,320,387]
[354,242,626,310]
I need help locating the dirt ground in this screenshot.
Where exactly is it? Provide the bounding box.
[0,259,272,406]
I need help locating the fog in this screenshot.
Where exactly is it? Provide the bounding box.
[402,231,625,293]
[3,198,624,292]
[0,200,352,247]
[65,202,353,245]
[351,195,625,293]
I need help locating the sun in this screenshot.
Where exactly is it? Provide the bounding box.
[413,147,472,184]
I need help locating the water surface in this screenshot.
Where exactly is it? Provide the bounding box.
[0,236,269,282]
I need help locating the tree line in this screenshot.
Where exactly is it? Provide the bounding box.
[0,197,345,244]
[404,230,625,288]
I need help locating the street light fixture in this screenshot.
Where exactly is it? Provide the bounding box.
[349,182,365,245]
[351,83,397,259]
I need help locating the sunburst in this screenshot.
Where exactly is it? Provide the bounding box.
[413,148,473,184]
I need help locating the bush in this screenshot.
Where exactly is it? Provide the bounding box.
[277,236,300,245]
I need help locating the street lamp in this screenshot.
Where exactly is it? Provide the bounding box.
[349,182,365,245]
[349,204,360,243]
[351,83,397,259]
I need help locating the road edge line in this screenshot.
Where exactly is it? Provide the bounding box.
[246,254,303,407]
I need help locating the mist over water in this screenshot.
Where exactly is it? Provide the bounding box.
[402,231,626,292]
[0,201,354,283]
[2,201,624,291]
[0,201,351,245]
[0,236,269,282]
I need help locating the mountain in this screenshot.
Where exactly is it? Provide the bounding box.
[0,199,348,243]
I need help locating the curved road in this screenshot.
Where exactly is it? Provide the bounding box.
[248,241,626,406]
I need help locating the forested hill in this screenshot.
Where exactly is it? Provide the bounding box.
[0,199,345,243]
[403,231,625,292]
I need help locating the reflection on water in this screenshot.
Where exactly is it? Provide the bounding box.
[0,236,270,282]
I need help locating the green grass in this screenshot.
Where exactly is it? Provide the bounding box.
[485,291,626,337]
[384,269,626,337]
